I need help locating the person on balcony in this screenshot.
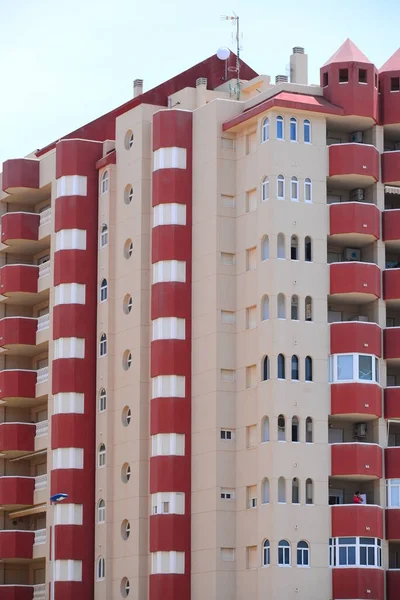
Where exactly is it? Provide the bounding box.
[353,491,364,504]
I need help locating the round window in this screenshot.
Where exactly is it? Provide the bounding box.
[124,185,134,205]
[121,462,131,483]
[121,577,130,597]
[124,239,133,259]
[124,130,134,150]
[123,350,132,370]
[123,294,133,314]
[122,406,132,427]
[121,519,131,540]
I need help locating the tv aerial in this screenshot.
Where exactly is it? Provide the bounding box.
[220,13,242,100]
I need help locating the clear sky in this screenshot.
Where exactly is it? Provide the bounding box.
[1,0,399,165]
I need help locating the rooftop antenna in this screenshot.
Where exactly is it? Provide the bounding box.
[221,13,241,100]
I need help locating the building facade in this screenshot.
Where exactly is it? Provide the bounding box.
[0,38,399,600]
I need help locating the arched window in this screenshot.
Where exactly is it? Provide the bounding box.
[291,235,298,260]
[98,499,105,523]
[262,118,269,143]
[306,479,313,504]
[291,356,299,381]
[297,541,310,567]
[262,356,270,381]
[97,556,105,580]
[262,478,270,504]
[262,416,270,442]
[261,235,269,259]
[278,354,285,379]
[277,294,285,319]
[306,417,313,443]
[101,171,109,194]
[99,388,106,412]
[305,356,313,381]
[291,416,299,442]
[304,178,312,203]
[277,233,285,258]
[290,118,297,142]
[304,120,311,144]
[261,295,269,321]
[100,224,108,248]
[98,443,106,467]
[100,278,107,302]
[99,334,107,356]
[305,236,312,261]
[262,539,271,566]
[291,295,299,320]
[278,414,286,441]
[277,175,285,199]
[292,477,299,503]
[278,477,286,502]
[305,296,312,321]
[276,116,284,140]
[291,177,299,201]
[278,540,291,566]
[261,177,269,201]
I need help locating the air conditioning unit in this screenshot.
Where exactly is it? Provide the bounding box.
[344,248,361,261]
[356,316,369,322]
[350,131,363,143]
[353,423,368,438]
[351,188,365,202]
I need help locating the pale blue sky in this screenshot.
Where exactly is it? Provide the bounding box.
[0,0,399,165]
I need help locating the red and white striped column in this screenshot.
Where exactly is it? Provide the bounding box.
[150,110,192,600]
[51,139,103,600]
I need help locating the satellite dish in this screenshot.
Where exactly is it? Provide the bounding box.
[217,47,231,61]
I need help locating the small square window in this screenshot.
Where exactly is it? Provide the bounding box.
[339,69,349,83]
[391,77,400,92]
[358,69,367,84]
[323,72,329,87]
[375,73,378,88]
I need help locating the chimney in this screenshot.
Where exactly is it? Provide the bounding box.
[290,47,308,85]
[133,79,143,98]
[275,74,288,84]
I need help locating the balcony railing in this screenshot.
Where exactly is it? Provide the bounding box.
[34,528,46,545]
[34,474,47,491]
[36,366,49,384]
[35,420,48,437]
[37,313,49,332]
[39,208,51,226]
[38,261,50,279]
[33,583,46,600]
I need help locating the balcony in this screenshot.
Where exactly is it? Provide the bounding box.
[330,322,381,356]
[387,570,400,600]
[332,568,384,600]
[386,510,400,540]
[330,262,381,303]
[386,448,400,479]
[329,202,380,246]
[36,367,48,385]
[0,212,40,254]
[385,327,400,361]
[331,383,382,419]
[0,530,34,560]
[33,584,45,600]
[36,313,49,333]
[2,158,39,195]
[0,264,39,304]
[38,261,50,280]
[0,586,34,600]
[329,143,380,186]
[384,269,400,306]
[331,443,383,480]
[0,422,35,457]
[382,152,400,185]
[0,476,34,509]
[0,317,37,354]
[34,474,47,492]
[0,370,37,406]
[383,210,400,249]
[385,387,400,418]
[332,504,383,538]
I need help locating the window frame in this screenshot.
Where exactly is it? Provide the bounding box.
[304,119,311,144]
[329,353,380,384]
[277,175,285,199]
[262,539,271,566]
[220,429,233,441]
[278,354,286,379]
[276,116,284,140]
[99,388,107,412]
[304,178,312,203]
[290,118,297,142]
[97,556,105,580]
[98,443,106,468]
[329,537,382,568]
[305,356,313,382]
[291,355,299,381]
[261,176,269,201]
[99,334,107,357]
[100,278,108,302]
[278,540,291,567]
[297,541,310,567]
[387,479,400,507]
[98,499,106,523]
[290,176,299,202]
[262,117,269,143]
[100,224,108,248]
[101,171,109,195]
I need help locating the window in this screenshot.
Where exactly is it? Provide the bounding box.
[278,354,285,379]
[262,356,270,381]
[124,185,134,205]
[391,77,400,92]
[278,414,286,441]
[291,295,299,320]
[99,333,107,356]
[261,478,270,504]
[323,72,329,86]
[305,356,313,382]
[306,417,313,443]
[99,388,106,412]
[278,477,286,502]
[261,416,270,442]
[388,479,400,507]
[297,541,310,567]
[121,463,131,483]
[97,556,105,580]
[123,350,132,370]
[247,485,257,509]
[261,235,269,260]
[304,178,312,203]
[262,117,269,142]
[304,120,311,143]
[291,356,299,381]
[121,577,130,598]
[339,68,349,83]
[277,175,285,199]
[291,416,299,441]
[305,296,312,321]
[276,116,284,140]
[261,295,269,321]
[278,540,291,566]
[124,239,134,259]
[292,477,299,503]
[100,224,108,247]
[123,294,133,314]
[277,233,285,258]
[220,429,233,441]
[263,540,270,566]
[221,488,235,500]
[98,443,106,467]
[121,520,131,540]
[101,171,109,194]
[98,499,105,523]
[291,177,298,201]
[290,118,297,142]
[330,353,379,383]
[291,235,298,259]
[329,537,382,568]
[306,478,313,504]
[124,130,134,149]
[277,294,285,319]
[261,177,269,201]
[305,236,312,260]
[122,406,132,426]
[359,69,367,84]
[100,278,107,302]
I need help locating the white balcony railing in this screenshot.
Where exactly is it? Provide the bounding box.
[38,261,50,278]
[35,420,48,437]
[39,208,51,227]
[34,474,47,491]
[36,366,49,384]
[37,313,50,332]
[34,528,46,545]
[33,583,46,600]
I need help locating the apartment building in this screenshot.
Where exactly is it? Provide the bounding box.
[0,37,399,600]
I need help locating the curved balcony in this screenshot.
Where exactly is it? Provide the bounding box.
[330,322,381,356]
[1,212,40,254]
[331,383,382,419]
[0,423,35,457]
[2,159,39,194]
[332,504,383,538]
[386,509,400,540]
[384,268,400,305]
[383,210,400,249]
[0,264,39,305]
[385,387,400,418]
[329,202,380,246]
[0,530,34,560]
[385,327,400,361]
[330,262,381,303]
[329,143,380,186]
[387,570,400,600]
[0,586,34,600]
[0,476,34,509]
[382,151,400,185]
[0,370,37,406]
[332,568,384,600]
[331,443,383,480]
[386,448,400,479]
[0,317,37,354]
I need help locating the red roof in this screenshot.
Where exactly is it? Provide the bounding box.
[323,38,371,66]
[380,48,400,73]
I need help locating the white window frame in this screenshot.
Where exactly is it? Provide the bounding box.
[261,117,269,142]
[99,334,107,357]
[101,171,109,195]
[98,444,106,467]
[100,279,107,302]
[278,540,291,567]
[290,118,297,142]
[276,116,284,140]
[329,537,382,568]
[220,429,233,440]
[297,541,310,567]
[277,175,285,199]
[97,556,105,580]
[99,388,106,412]
[304,119,311,143]
[100,224,108,248]
[261,177,269,201]
[329,353,379,384]
[291,177,298,201]
[221,488,235,500]
[304,178,312,203]
[262,540,270,566]
[98,499,105,523]
[387,479,400,507]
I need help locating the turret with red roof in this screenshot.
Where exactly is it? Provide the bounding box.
[379,48,400,126]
